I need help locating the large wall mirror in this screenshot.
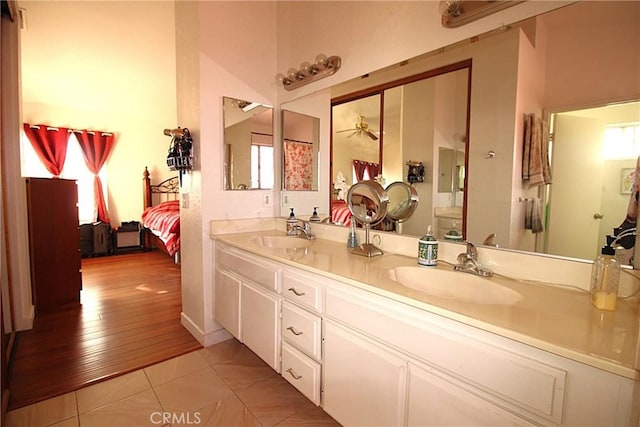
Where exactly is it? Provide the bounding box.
[281,1,640,265]
[331,61,470,238]
[223,96,274,190]
[282,110,320,191]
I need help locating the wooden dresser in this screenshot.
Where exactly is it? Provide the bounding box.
[25,178,82,312]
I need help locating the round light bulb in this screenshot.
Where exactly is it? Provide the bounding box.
[315,54,328,67]
[299,61,312,75]
[288,68,298,80]
[275,73,286,84]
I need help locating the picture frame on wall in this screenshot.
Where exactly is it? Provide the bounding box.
[621,168,635,194]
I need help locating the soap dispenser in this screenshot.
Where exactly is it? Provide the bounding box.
[590,242,620,311]
[310,207,321,222]
[286,208,298,236]
[418,225,438,267]
[444,221,463,242]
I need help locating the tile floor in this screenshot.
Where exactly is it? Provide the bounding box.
[6,339,340,427]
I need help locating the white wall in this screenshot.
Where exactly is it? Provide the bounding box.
[275,1,565,104]
[20,1,178,226]
[177,1,278,345]
[542,1,640,111]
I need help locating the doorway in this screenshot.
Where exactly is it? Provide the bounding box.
[545,101,640,263]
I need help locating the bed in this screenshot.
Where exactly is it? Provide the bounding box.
[331,200,352,226]
[141,167,180,259]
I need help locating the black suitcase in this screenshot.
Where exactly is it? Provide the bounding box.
[92,222,112,256]
[79,223,94,258]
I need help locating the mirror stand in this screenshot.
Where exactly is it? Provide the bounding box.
[346,180,389,258]
[351,223,383,257]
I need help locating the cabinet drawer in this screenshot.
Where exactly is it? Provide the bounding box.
[216,246,278,292]
[281,342,321,406]
[281,270,322,311]
[282,301,322,360]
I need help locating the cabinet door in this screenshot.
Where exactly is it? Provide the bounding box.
[240,281,281,371]
[407,361,536,427]
[323,320,406,427]
[214,268,241,339]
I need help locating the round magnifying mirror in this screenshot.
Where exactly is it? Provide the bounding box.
[346,180,388,257]
[346,180,389,226]
[385,181,418,222]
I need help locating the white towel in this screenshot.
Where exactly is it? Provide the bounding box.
[525,198,544,233]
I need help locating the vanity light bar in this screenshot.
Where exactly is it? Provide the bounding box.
[276,54,342,91]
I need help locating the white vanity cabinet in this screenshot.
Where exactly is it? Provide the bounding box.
[280,269,324,405]
[406,361,536,426]
[323,283,638,427]
[213,268,241,339]
[240,280,281,371]
[323,319,407,427]
[213,237,639,427]
[214,243,281,371]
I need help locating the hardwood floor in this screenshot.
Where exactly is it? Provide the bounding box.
[7,250,201,411]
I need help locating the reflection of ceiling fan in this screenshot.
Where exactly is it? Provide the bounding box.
[337,115,379,141]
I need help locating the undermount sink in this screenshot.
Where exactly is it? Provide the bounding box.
[251,235,314,249]
[386,266,521,305]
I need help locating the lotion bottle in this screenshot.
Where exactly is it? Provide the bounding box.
[590,243,620,311]
[418,225,438,267]
[286,208,298,236]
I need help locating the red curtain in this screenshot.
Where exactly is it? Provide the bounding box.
[353,160,379,182]
[22,124,70,177]
[75,130,116,223]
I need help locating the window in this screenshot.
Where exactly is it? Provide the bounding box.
[21,132,107,224]
[250,132,274,189]
[603,125,640,159]
[250,145,274,189]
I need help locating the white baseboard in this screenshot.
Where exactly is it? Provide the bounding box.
[180,312,205,344]
[180,312,233,347]
[204,328,233,347]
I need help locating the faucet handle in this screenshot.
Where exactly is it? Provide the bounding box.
[465,241,477,259]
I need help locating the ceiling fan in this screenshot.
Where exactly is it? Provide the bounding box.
[336,115,379,141]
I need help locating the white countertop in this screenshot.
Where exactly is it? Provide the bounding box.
[213,230,640,380]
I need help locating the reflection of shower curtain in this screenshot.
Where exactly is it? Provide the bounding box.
[284,140,313,190]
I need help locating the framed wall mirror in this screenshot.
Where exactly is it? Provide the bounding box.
[282,110,320,191]
[282,1,640,265]
[331,62,471,238]
[222,96,274,190]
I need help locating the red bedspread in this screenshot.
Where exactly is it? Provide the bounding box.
[141,200,180,256]
[331,201,351,226]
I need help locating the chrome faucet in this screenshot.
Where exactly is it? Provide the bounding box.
[453,241,492,277]
[483,233,498,247]
[293,220,316,240]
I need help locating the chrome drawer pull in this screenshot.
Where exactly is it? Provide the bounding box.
[287,287,306,297]
[287,326,304,336]
[286,368,302,380]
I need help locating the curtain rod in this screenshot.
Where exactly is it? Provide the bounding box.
[25,124,112,137]
[69,129,113,136]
